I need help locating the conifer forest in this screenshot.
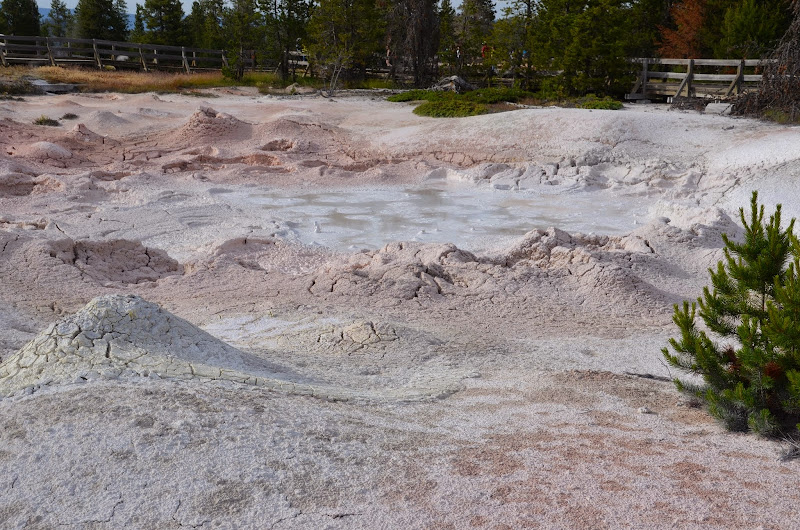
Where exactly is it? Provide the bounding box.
[0,0,795,94]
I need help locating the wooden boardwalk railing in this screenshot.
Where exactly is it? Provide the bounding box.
[626,58,767,101]
[0,35,242,73]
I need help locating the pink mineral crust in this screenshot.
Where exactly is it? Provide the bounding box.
[1,91,799,527]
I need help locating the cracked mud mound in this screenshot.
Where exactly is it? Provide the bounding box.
[0,294,289,397]
[49,238,184,284]
[174,107,252,144]
[202,237,333,275]
[0,295,467,401]
[65,123,115,145]
[0,172,33,195]
[15,142,75,167]
[3,94,800,527]
[307,228,677,315]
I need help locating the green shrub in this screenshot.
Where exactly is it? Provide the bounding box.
[33,115,60,126]
[388,88,535,105]
[536,78,568,100]
[763,109,794,125]
[387,90,451,102]
[60,113,79,120]
[577,94,623,110]
[663,191,800,437]
[463,87,535,104]
[412,99,487,118]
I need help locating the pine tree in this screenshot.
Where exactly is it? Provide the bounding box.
[74,0,128,40]
[658,0,705,58]
[42,0,73,37]
[716,0,790,58]
[306,0,385,85]
[130,5,147,42]
[0,0,41,35]
[438,0,457,72]
[533,0,633,96]
[139,0,185,45]
[731,1,800,121]
[385,0,440,86]
[457,0,494,66]
[560,0,630,96]
[497,0,537,88]
[259,0,312,80]
[222,0,263,79]
[185,0,226,49]
[627,0,671,58]
[664,191,800,436]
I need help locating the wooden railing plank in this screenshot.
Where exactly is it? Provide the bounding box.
[1,34,231,72]
[627,57,768,100]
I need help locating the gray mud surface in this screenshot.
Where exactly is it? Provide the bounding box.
[1,92,800,527]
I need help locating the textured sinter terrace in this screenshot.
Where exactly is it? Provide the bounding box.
[1,90,800,527]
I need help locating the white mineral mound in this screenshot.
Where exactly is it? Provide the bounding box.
[0,294,285,397]
[176,106,252,142]
[0,295,462,401]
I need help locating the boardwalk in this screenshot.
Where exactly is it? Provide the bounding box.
[0,35,233,72]
[626,58,766,101]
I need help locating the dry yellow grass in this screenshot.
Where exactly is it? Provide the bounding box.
[1,66,283,93]
[36,67,230,92]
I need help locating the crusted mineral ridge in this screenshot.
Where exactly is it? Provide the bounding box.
[0,294,461,401]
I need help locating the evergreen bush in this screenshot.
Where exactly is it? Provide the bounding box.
[412,99,487,117]
[577,94,624,110]
[463,87,535,104]
[386,90,452,102]
[663,191,800,436]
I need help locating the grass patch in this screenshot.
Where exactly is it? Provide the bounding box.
[28,67,287,93]
[387,87,622,118]
[34,115,60,126]
[514,93,624,110]
[463,87,536,104]
[763,109,795,124]
[0,76,36,95]
[576,94,624,110]
[61,112,79,120]
[412,99,487,118]
[387,90,454,102]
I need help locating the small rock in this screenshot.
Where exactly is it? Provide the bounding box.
[637,406,652,414]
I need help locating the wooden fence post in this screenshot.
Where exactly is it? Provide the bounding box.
[181,46,190,74]
[45,37,56,66]
[685,59,694,97]
[674,58,694,98]
[640,59,648,98]
[221,50,228,68]
[725,59,744,97]
[139,46,148,72]
[92,39,102,68]
[0,36,6,67]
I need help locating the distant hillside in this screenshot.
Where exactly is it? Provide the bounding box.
[37,8,135,32]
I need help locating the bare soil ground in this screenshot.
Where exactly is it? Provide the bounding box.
[1,89,799,528]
